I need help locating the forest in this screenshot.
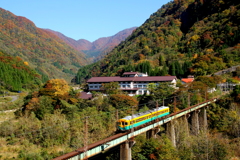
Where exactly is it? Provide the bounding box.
[75,0,240,83]
[0,51,42,92]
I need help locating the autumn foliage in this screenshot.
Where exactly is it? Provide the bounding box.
[39,79,70,97]
[109,94,138,109]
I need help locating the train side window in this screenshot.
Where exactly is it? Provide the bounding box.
[125,122,128,125]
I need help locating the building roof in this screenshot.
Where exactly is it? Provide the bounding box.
[79,92,92,99]
[123,72,138,75]
[87,76,177,83]
[181,78,194,83]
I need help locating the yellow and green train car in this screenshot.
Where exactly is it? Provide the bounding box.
[117,106,170,131]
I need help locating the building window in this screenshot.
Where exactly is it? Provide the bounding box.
[134,85,137,88]
[138,85,142,88]
[127,85,130,88]
[123,85,126,88]
[90,86,93,88]
[95,86,98,88]
[139,90,143,95]
[143,85,147,88]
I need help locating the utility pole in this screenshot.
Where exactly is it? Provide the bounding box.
[84,116,88,160]
[174,96,176,113]
[116,109,119,132]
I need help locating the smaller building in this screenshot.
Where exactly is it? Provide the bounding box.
[87,72,177,96]
[79,91,92,100]
[181,76,194,84]
[181,78,194,84]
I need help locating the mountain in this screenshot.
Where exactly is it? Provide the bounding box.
[47,27,137,62]
[0,8,89,82]
[75,0,240,83]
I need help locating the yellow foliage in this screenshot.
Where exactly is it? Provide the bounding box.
[45,79,70,96]
[223,9,230,16]
[175,19,181,27]
[24,61,29,66]
[191,35,200,41]
[69,98,78,104]
[206,49,214,52]
[144,46,149,50]
[219,0,224,4]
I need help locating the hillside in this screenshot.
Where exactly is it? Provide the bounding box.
[0,51,42,91]
[0,8,89,82]
[76,0,240,83]
[47,27,137,62]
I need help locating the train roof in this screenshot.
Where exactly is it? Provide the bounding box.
[121,106,169,120]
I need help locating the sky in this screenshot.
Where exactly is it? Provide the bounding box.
[1,0,171,42]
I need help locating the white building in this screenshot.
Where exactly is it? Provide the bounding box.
[87,72,177,96]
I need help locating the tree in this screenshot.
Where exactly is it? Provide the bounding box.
[148,82,175,106]
[159,54,165,66]
[109,94,138,110]
[195,76,216,88]
[101,82,121,95]
[169,62,176,76]
[39,79,70,97]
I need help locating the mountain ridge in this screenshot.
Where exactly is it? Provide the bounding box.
[47,27,137,61]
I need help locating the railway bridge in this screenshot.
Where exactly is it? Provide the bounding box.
[53,98,217,160]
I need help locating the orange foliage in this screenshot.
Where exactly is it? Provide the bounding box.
[25,98,39,110]
[139,54,145,60]
[193,54,198,59]
[16,56,23,61]
[149,153,157,160]
[232,77,240,81]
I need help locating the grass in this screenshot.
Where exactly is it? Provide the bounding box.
[0,111,15,123]
[0,97,12,103]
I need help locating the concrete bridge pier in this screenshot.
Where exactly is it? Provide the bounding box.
[191,110,200,135]
[146,127,160,139]
[183,114,190,136]
[166,121,176,147]
[199,107,208,132]
[120,140,135,160]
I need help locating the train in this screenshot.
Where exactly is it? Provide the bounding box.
[117,106,170,131]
